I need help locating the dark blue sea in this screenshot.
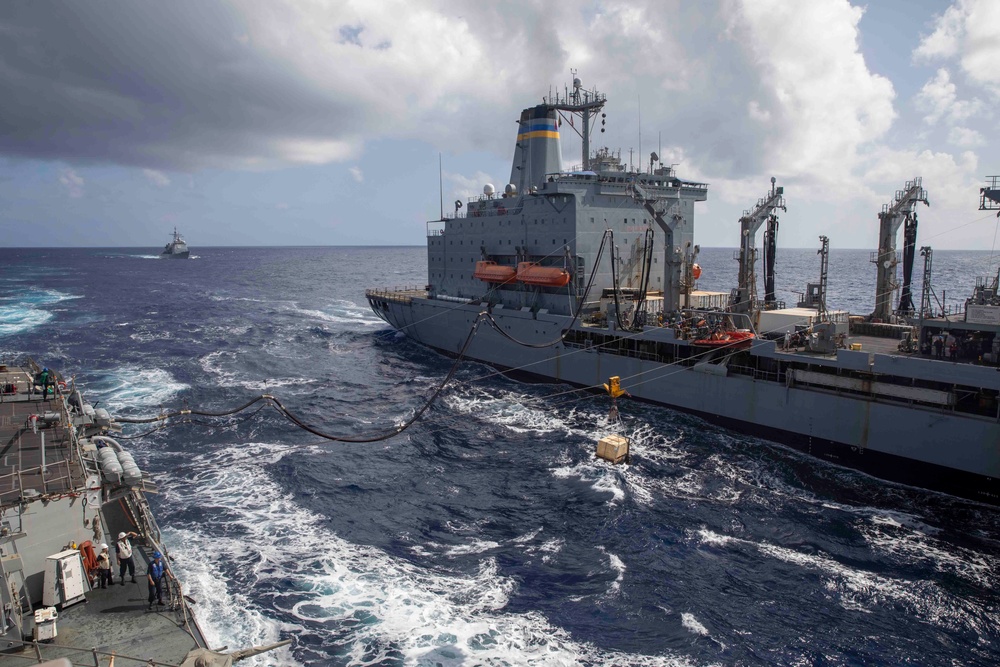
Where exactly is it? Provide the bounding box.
[1,246,999,666]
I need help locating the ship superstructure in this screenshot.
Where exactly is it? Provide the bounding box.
[366,81,1000,505]
[162,227,190,259]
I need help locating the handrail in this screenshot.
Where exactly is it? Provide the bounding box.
[0,636,183,666]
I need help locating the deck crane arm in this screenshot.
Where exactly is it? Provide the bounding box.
[733,178,786,314]
[871,178,929,321]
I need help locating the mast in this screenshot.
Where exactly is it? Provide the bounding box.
[548,73,606,169]
[816,235,829,321]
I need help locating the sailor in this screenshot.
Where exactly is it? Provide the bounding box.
[117,531,138,585]
[933,334,944,359]
[783,331,791,350]
[96,544,112,589]
[147,551,166,609]
[38,368,52,400]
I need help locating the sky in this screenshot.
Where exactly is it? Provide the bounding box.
[0,0,998,250]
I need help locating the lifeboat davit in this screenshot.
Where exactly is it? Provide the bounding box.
[516,262,571,287]
[691,330,756,349]
[473,261,517,284]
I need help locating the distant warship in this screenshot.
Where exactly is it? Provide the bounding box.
[367,77,1000,505]
[161,227,190,259]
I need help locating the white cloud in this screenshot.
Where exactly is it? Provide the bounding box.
[913,3,965,62]
[915,68,984,125]
[914,0,1000,96]
[348,166,364,183]
[447,170,495,205]
[58,168,84,198]
[948,126,985,148]
[143,169,171,187]
[747,100,770,123]
[716,0,896,194]
[862,147,978,211]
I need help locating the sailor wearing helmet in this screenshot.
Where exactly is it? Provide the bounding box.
[116,530,138,585]
[96,543,112,588]
[147,550,166,609]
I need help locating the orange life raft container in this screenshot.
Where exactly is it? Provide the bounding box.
[516,262,571,287]
[473,261,517,284]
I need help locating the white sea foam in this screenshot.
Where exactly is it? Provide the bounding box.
[199,350,309,391]
[680,612,709,636]
[444,387,601,439]
[597,547,626,598]
[551,461,627,505]
[159,442,696,667]
[693,527,983,633]
[292,300,382,327]
[0,288,79,335]
[88,365,188,411]
[859,513,999,591]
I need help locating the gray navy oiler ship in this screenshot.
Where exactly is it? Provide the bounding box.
[367,78,1000,505]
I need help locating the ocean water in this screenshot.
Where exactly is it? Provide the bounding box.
[1,245,999,666]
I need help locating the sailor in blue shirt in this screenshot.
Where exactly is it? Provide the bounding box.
[147,551,166,609]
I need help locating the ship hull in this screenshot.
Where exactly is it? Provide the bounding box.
[161,249,189,259]
[370,295,1000,505]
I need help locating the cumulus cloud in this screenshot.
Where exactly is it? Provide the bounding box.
[0,0,984,238]
[728,1,896,187]
[913,3,965,62]
[948,126,984,148]
[915,69,984,125]
[143,169,171,187]
[914,0,1000,96]
[0,0,565,172]
[58,167,84,198]
[862,147,978,211]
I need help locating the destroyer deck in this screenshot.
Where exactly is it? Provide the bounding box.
[0,360,208,666]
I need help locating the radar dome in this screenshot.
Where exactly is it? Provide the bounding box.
[504,183,518,196]
[483,183,495,196]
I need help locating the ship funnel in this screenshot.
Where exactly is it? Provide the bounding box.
[509,105,563,194]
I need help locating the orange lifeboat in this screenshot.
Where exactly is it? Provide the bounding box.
[692,330,755,349]
[474,261,517,284]
[516,262,572,287]
[692,263,702,280]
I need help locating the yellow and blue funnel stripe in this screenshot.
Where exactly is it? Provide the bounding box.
[517,118,559,141]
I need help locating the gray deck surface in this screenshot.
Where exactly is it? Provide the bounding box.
[0,362,207,667]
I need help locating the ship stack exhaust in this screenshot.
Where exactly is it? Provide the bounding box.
[509,106,563,194]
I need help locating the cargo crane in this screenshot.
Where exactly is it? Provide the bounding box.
[870,177,929,322]
[731,177,786,314]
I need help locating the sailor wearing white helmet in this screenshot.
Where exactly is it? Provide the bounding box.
[116,530,138,585]
[96,543,112,589]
